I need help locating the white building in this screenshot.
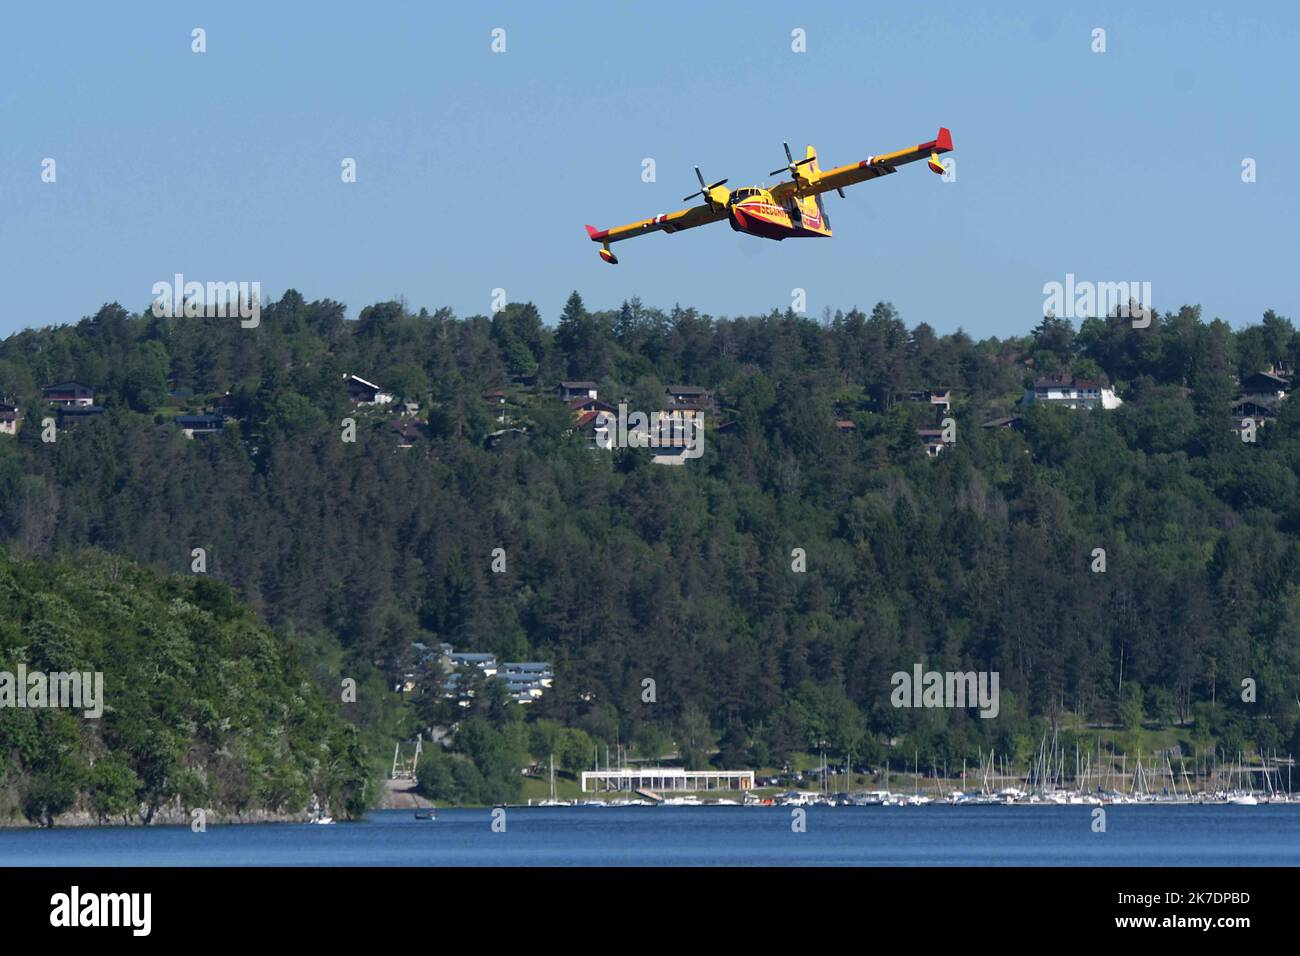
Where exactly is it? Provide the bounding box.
[1023,374,1122,410]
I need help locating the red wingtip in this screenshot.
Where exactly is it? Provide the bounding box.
[585,224,609,242]
[936,127,953,152]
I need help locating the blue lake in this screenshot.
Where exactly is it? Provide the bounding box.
[2,805,1298,867]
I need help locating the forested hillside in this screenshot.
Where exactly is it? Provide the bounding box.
[0,547,371,825]
[2,291,1299,792]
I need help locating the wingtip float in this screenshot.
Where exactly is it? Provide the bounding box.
[585,127,953,264]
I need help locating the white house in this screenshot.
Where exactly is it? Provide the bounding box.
[1023,374,1122,410]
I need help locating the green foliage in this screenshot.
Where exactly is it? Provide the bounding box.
[0,548,370,825]
[2,291,1299,789]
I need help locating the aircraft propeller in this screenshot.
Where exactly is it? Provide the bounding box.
[683,166,729,205]
[772,142,846,197]
[770,142,818,178]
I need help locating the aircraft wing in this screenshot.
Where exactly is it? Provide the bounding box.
[772,127,953,202]
[586,203,728,247]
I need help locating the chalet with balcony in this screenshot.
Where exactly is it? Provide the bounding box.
[1023,374,1122,410]
[1239,371,1289,404]
[665,385,713,408]
[557,380,599,402]
[43,381,95,407]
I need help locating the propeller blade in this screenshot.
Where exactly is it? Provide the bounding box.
[769,167,788,176]
[836,187,846,198]
[683,191,702,202]
[783,142,793,164]
[708,178,728,189]
[694,166,707,189]
[794,156,817,167]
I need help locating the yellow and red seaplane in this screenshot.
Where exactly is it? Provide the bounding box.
[585,127,952,264]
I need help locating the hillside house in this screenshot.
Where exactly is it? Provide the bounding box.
[557,380,599,402]
[344,374,394,405]
[1238,371,1289,405]
[448,652,498,675]
[0,400,19,436]
[666,385,713,408]
[1231,398,1279,424]
[209,393,238,420]
[390,419,428,449]
[901,388,952,412]
[43,381,95,407]
[569,396,615,418]
[57,405,105,425]
[1023,374,1122,410]
[575,410,613,449]
[917,428,948,457]
[174,414,224,439]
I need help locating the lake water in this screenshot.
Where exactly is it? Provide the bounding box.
[3,805,1299,866]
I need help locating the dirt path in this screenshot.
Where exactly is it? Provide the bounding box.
[379,778,436,810]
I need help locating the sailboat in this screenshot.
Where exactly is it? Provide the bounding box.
[538,753,571,806]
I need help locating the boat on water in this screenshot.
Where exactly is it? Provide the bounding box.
[414,809,436,820]
[853,790,892,806]
[1229,793,1259,805]
[536,753,573,806]
[308,814,334,825]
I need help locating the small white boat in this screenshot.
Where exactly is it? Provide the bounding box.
[309,815,334,825]
[1230,794,1259,806]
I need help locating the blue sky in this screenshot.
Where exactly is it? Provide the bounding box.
[1,1,1296,338]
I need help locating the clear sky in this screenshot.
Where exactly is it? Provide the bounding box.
[2,1,1296,338]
